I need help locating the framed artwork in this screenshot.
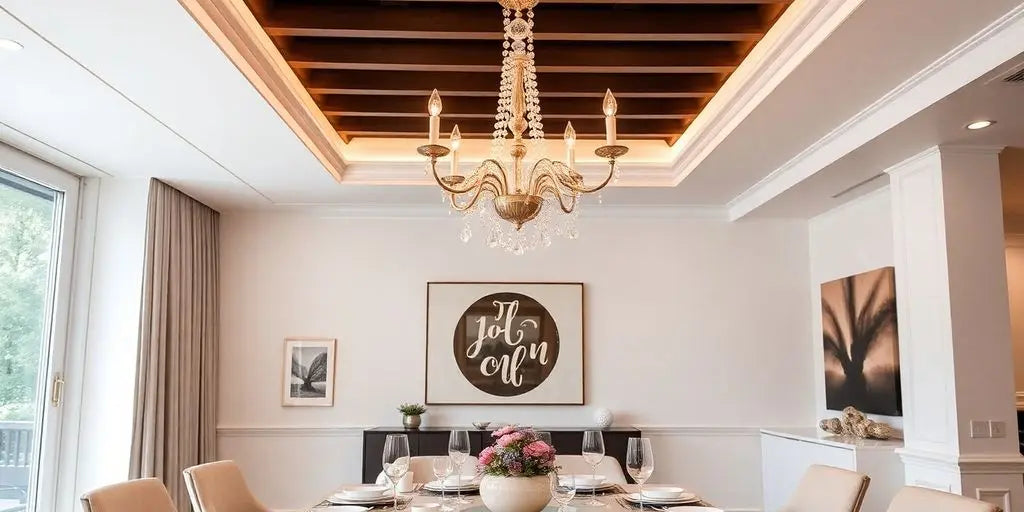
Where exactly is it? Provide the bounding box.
[426,282,584,405]
[821,267,902,416]
[282,337,336,407]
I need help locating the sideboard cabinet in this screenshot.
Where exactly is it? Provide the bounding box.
[761,428,904,512]
[362,426,641,483]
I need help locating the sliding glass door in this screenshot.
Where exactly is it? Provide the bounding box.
[0,164,79,512]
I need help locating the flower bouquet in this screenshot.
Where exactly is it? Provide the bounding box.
[477,426,557,512]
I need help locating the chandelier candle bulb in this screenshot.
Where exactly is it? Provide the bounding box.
[603,89,618,145]
[428,89,443,144]
[450,125,462,175]
[564,122,576,169]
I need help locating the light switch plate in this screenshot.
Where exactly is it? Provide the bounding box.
[990,421,1007,438]
[971,420,990,438]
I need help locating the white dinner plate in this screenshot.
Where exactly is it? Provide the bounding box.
[572,474,606,487]
[423,479,479,492]
[328,494,398,505]
[326,506,371,512]
[573,481,616,491]
[623,492,699,505]
[338,485,389,499]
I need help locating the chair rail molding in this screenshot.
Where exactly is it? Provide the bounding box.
[727,3,1024,220]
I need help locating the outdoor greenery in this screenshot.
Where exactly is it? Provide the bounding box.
[0,181,53,422]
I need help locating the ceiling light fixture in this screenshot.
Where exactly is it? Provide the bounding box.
[965,120,995,130]
[417,0,627,254]
[0,39,23,51]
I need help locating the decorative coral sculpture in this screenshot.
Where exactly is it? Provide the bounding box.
[819,406,896,440]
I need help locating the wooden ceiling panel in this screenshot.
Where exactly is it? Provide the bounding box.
[247,0,791,142]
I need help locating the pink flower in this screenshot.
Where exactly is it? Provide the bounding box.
[478,446,495,465]
[492,425,518,438]
[522,441,553,458]
[496,431,524,447]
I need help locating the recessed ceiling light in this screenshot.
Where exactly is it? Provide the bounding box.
[0,38,23,51]
[966,120,995,130]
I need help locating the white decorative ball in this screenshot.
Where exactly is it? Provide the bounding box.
[593,407,613,428]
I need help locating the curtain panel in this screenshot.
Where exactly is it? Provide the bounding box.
[130,179,219,512]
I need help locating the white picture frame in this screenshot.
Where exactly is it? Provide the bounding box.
[282,337,336,407]
[426,282,584,405]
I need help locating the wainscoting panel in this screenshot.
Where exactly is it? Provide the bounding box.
[217,425,779,512]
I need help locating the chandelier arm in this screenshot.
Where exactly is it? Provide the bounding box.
[538,182,579,214]
[449,181,490,212]
[534,173,579,214]
[429,158,489,195]
[550,160,616,194]
[478,159,510,193]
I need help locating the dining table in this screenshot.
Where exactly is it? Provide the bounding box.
[308,484,715,511]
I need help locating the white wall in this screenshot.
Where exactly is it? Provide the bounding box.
[71,177,150,502]
[217,211,815,511]
[1006,243,1024,395]
[808,188,903,430]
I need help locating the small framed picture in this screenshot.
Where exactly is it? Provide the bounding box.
[282,337,336,407]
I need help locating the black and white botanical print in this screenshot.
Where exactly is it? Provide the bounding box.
[290,346,328,398]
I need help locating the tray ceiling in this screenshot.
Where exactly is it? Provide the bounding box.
[244,0,791,143]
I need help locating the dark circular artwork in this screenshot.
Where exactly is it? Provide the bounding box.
[453,292,560,397]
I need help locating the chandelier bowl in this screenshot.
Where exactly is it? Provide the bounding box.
[494,194,544,230]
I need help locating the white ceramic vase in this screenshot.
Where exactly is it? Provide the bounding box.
[479,475,551,512]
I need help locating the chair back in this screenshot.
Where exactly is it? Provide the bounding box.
[780,464,870,512]
[80,478,176,512]
[886,486,1002,512]
[182,460,270,512]
[376,455,480,485]
[554,455,628,484]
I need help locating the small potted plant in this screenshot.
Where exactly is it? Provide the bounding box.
[398,403,427,429]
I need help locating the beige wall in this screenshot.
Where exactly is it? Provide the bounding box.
[1006,245,1024,393]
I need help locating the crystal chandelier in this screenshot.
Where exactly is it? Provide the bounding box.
[416,0,628,254]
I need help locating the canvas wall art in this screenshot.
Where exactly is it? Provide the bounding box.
[282,337,336,407]
[425,282,584,405]
[821,266,902,416]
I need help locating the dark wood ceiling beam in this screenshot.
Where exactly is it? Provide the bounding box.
[317,95,703,117]
[304,70,723,97]
[331,117,688,136]
[264,3,766,42]
[285,39,740,73]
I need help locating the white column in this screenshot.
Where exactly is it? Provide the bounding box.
[887,145,1024,511]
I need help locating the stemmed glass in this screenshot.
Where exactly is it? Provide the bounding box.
[383,434,411,510]
[537,431,553,447]
[626,438,654,511]
[549,470,577,512]
[432,456,454,511]
[581,430,606,507]
[448,430,472,504]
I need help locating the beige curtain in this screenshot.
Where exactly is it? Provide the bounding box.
[130,179,219,512]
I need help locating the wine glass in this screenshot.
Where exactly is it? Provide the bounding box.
[626,438,654,511]
[581,430,606,507]
[549,470,576,512]
[383,434,411,510]
[537,431,553,448]
[448,430,472,504]
[432,456,454,511]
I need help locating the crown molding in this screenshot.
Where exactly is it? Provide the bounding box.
[726,4,1024,221]
[266,202,728,220]
[342,160,676,187]
[176,0,347,181]
[667,0,865,186]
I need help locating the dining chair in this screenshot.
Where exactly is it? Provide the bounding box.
[80,478,176,512]
[182,460,271,512]
[886,486,1002,512]
[780,464,870,512]
[554,455,628,484]
[375,455,480,485]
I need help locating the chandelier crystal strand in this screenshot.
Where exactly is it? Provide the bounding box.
[417,0,627,254]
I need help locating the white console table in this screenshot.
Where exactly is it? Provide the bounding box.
[761,428,904,512]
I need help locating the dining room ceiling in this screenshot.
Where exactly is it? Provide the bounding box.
[243,0,791,144]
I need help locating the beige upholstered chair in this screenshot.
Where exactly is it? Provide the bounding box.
[80,478,176,512]
[554,455,628,484]
[375,455,480,484]
[780,464,870,512]
[182,460,271,512]
[886,486,1002,512]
